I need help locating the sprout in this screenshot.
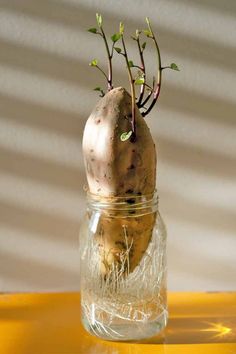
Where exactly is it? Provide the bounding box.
[88,15,180,134]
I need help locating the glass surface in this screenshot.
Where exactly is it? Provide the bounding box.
[79,193,168,341]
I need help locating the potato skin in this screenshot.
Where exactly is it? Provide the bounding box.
[93,211,156,275]
[82,87,157,276]
[82,87,156,197]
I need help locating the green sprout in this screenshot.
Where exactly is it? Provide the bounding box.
[87,15,180,141]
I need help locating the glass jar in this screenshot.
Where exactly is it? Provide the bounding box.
[79,192,167,341]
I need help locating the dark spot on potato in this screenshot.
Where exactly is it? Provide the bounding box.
[128,164,135,170]
[127,199,135,205]
[91,158,95,161]
[96,119,101,124]
[132,149,135,153]
[125,189,133,194]
[90,149,94,153]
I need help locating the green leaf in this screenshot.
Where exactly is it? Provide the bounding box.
[114,47,122,53]
[88,27,97,34]
[89,59,98,67]
[142,42,146,50]
[96,13,102,27]
[111,33,121,43]
[143,29,152,38]
[119,22,124,35]
[136,29,141,38]
[120,130,132,141]
[170,63,180,71]
[128,60,134,67]
[135,77,145,85]
[94,87,105,96]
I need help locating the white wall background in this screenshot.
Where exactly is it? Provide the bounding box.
[0,0,235,292]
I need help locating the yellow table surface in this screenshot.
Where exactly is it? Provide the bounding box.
[0,292,235,354]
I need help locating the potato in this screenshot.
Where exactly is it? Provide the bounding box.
[82,87,156,276]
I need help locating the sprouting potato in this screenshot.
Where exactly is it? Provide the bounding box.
[83,14,179,277]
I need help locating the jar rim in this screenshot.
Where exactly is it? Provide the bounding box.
[85,188,159,212]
